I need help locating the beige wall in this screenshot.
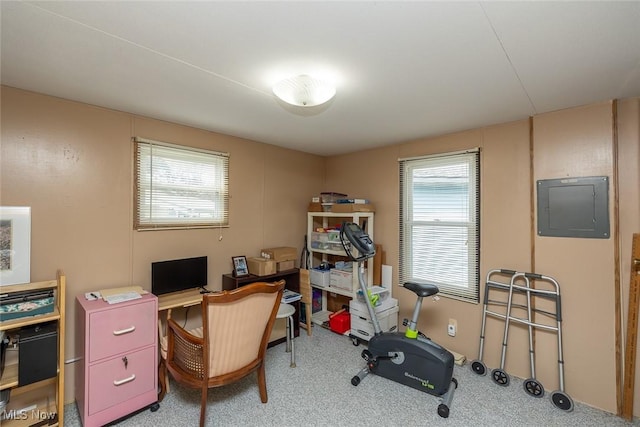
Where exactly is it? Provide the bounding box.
[0,86,325,403]
[2,85,639,415]
[324,121,536,386]
[325,99,640,414]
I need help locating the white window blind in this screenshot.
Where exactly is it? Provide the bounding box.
[399,150,480,303]
[134,137,229,230]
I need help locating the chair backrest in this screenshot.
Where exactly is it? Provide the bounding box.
[202,281,284,377]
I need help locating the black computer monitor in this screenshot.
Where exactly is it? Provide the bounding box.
[151,256,207,295]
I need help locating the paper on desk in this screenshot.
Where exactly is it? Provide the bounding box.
[99,285,147,298]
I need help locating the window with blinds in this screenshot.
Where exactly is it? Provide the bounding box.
[134,137,229,230]
[399,150,480,303]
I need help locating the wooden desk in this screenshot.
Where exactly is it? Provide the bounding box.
[157,288,203,312]
[157,267,301,340]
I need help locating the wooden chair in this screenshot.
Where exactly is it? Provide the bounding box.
[299,269,313,336]
[163,280,285,427]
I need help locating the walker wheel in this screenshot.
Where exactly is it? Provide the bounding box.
[437,403,450,418]
[491,368,510,386]
[470,360,487,376]
[351,376,361,386]
[551,390,574,412]
[523,378,544,398]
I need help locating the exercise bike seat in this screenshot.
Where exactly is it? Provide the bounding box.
[403,281,440,297]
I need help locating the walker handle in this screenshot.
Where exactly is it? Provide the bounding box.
[524,272,543,280]
[499,269,517,275]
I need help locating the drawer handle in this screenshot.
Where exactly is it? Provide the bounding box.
[113,374,136,386]
[113,326,136,336]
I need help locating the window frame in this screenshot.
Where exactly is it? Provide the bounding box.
[133,137,229,231]
[399,149,480,303]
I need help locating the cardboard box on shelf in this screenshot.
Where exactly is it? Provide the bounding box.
[308,202,333,212]
[331,203,375,213]
[247,257,276,276]
[327,293,351,313]
[261,246,297,262]
[276,260,295,272]
[308,202,323,212]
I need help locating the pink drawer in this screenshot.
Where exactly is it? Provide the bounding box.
[88,299,156,362]
[88,346,156,415]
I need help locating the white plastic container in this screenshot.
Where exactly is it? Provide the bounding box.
[355,286,390,306]
[310,267,331,287]
[349,298,399,342]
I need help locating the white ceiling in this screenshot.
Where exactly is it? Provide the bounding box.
[2,1,639,156]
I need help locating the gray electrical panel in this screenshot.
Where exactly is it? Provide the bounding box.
[537,176,609,239]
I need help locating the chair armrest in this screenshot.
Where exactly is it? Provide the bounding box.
[167,318,204,346]
[166,318,205,380]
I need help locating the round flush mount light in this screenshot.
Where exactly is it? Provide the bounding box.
[272,74,336,107]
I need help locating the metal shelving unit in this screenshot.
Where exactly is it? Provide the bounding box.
[306,211,374,325]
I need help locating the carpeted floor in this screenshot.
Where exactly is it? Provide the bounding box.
[65,325,638,426]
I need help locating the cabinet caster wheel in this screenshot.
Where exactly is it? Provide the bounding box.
[351,337,360,346]
[150,402,160,412]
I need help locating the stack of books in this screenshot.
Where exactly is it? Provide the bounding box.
[282,289,302,303]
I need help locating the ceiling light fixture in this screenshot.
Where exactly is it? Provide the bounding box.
[272,74,336,107]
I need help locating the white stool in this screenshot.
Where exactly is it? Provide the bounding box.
[276,303,296,368]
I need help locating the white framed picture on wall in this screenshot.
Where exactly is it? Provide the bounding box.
[0,206,31,286]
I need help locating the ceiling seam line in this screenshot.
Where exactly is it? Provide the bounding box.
[478,2,537,114]
[24,1,271,97]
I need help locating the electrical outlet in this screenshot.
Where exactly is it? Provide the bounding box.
[448,319,457,337]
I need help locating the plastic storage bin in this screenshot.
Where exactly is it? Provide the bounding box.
[355,286,390,306]
[310,267,331,287]
[330,269,353,290]
[349,298,399,342]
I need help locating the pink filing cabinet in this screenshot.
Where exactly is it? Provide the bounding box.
[75,293,159,426]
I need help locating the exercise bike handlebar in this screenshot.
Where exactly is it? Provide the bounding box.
[340,222,376,262]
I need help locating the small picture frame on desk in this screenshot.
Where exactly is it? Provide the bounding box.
[232,256,249,277]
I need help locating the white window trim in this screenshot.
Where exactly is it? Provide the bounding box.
[399,149,480,303]
[134,137,229,231]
